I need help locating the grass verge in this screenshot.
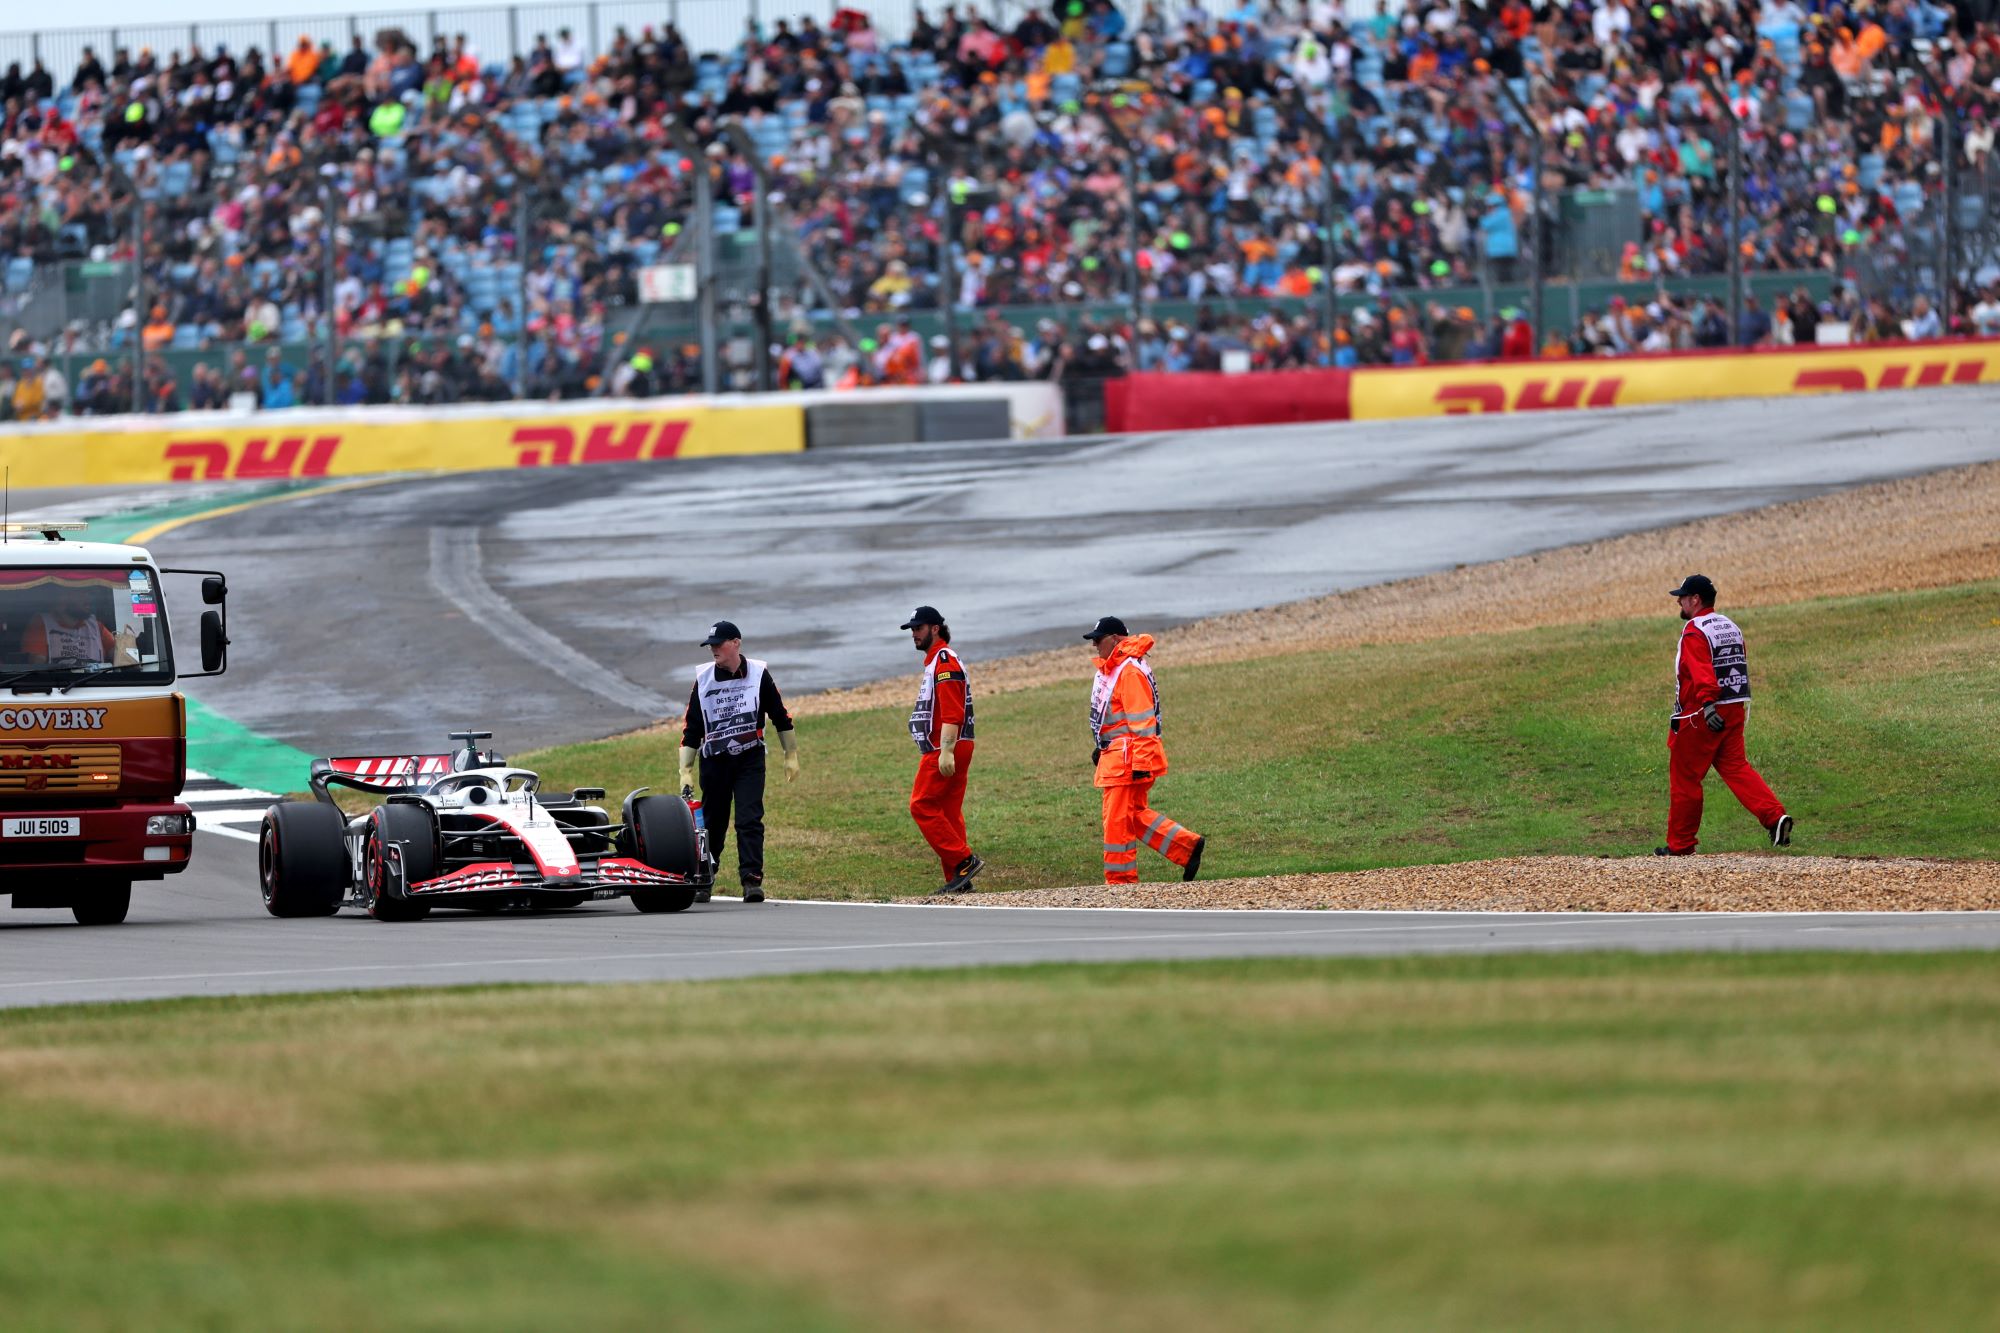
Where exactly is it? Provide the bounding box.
[4,953,1999,1331]
[528,580,2000,897]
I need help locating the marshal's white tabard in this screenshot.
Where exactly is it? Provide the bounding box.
[1675,611,1752,717]
[696,658,768,758]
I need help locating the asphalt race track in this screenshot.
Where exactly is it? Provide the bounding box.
[136,386,2000,754]
[4,834,1999,1008]
[11,388,2000,1003]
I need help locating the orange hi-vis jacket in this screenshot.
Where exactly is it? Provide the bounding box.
[1091,634,1166,788]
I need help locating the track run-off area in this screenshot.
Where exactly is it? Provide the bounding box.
[5,386,1999,1000]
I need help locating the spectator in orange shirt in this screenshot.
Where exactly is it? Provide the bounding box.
[141,306,175,351]
[285,36,321,85]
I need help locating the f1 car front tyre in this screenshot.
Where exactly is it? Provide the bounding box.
[260,802,347,918]
[627,794,700,914]
[364,804,439,923]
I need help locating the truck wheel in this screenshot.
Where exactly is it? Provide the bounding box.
[627,794,700,914]
[260,802,347,918]
[71,880,131,926]
[365,804,438,922]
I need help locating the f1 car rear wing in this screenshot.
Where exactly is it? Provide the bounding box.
[310,754,455,803]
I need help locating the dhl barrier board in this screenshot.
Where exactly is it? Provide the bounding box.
[0,402,804,488]
[1348,340,2000,420]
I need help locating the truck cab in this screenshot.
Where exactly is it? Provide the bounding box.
[0,522,228,925]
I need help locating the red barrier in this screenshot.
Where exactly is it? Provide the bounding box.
[1104,369,1351,432]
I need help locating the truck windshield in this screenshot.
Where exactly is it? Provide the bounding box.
[0,567,174,688]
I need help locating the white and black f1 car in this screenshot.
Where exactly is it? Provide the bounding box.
[258,731,712,920]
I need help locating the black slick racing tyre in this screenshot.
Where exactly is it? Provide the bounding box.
[71,879,132,926]
[364,804,438,922]
[260,802,347,918]
[627,794,700,914]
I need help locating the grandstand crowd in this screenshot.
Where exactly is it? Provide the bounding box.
[3,0,1999,416]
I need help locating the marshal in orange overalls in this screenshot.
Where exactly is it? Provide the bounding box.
[1091,632,1203,883]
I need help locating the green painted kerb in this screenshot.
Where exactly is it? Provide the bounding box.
[183,694,314,795]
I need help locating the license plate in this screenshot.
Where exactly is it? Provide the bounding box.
[3,817,80,838]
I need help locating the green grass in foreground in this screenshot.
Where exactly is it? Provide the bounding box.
[5,954,2000,1331]
[531,580,2000,896]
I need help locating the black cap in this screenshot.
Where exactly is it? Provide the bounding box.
[1668,574,1716,602]
[1083,615,1129,640]
[899,605,944,629]
[699,619,741,646]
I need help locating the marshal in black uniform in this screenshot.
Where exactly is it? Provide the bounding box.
[679,620,798,903]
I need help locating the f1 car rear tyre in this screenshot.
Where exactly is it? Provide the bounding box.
[71,880,131,926]
[627,794,700,914]
[260,802,347,918]
[365,804,439,922]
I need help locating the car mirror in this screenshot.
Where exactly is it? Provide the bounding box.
[200,610,228,673]
[202,575,227,605]
[572,787,606,801]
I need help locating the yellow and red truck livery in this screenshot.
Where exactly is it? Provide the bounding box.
[0,523,229,925]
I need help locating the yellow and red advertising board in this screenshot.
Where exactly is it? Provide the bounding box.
[0,402,803,488]
[1348,340,2000,420]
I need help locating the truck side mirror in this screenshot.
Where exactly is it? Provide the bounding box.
[200,610,228,673]
[202,575,226,605]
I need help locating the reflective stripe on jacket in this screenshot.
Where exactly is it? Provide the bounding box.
[1091,634,1166,788]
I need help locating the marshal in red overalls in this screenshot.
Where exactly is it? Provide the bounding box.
[901,605,981,892]
[1664,582,1790,855]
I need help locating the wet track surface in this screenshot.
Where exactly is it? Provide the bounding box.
[4,835,1999,1009]
[140,387,2000,756]
[8,389,1998,1003]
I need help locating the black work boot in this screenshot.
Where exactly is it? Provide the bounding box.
[742,878,765,904]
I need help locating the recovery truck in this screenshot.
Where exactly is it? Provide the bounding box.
[0,521,228,924]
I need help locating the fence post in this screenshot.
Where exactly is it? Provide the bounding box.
[130,189,144,414]
[1698,70,1743,345]
[665,119,719,394]
[589,3,600,61]
[722,120,775,391]
[1277,90,1343,348]
[1922,66,1957,333]
[514,176,530,399]
[322,169,340,406]
[1494,77,1543,355]
[268,22,278,63]
[1125,141,1142,333]
[508,6,519,63]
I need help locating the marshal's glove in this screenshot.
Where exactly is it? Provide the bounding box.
[1702,704,1726,734]
[677,745,698,794]
[779,728,800,783]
